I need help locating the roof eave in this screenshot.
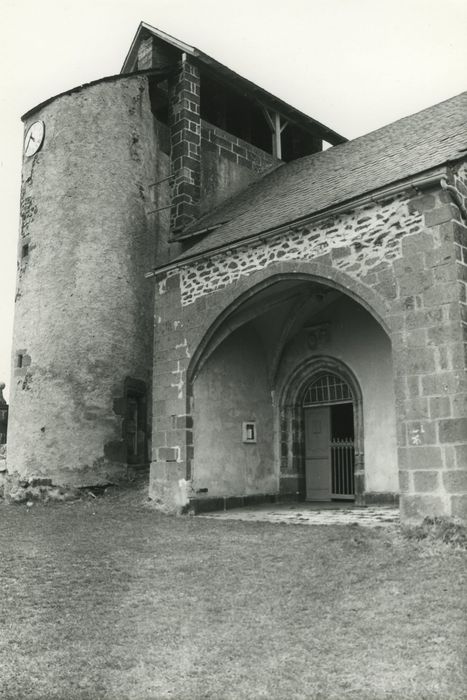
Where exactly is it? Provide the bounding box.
[147,163,455,278]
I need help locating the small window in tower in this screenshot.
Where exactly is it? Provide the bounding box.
[21,244,29,259]
[126,395,139,459]
[149,79,169,124]
[17,353,24,368]
[123,378,148,466]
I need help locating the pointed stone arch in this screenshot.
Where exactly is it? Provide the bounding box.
[278,355,365,503]
[187,263,392,386]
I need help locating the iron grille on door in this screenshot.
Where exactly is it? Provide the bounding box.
[331,438,355,499]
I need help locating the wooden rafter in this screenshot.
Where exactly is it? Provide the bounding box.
[262,107,289,160]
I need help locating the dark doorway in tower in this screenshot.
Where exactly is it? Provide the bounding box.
[303,373,355,501]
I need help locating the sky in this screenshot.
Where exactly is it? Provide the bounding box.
[1,0,466,400]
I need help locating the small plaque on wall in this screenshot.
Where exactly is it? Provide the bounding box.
[242,422,257,443]
[305,323,331,350]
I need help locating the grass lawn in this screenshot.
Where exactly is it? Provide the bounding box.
[0,486,466,699]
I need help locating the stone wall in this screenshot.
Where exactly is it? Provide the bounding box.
[167,61,279,233]
[8,74,160,486]
[200,121,279,214]
[192,325,276,498]
[178,194,422,306]
[151,172,467,523]
[201,122,278,173]
[392,178,467,522]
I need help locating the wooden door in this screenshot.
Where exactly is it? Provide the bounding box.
[304,406,331,501]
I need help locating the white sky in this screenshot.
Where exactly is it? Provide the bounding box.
[1,0,466,400]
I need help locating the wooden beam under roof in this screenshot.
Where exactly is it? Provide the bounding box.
[122,21,347,146]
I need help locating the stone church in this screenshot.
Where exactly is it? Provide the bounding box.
[7,22,467,523]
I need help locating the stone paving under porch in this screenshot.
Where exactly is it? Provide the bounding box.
[196,502,400,527]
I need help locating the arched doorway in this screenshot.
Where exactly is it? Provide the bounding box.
[279,356,365,505]
[303,372,355,501]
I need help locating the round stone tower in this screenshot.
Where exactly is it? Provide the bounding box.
[7,74,163,486]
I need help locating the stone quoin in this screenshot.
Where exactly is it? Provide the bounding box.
[6,22,467,524]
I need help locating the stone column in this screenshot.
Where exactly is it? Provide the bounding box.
[168,56,201,233]
[394,192,467,523]
[149,272,193,511]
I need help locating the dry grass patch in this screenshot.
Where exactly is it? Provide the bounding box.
[0,488,466,699]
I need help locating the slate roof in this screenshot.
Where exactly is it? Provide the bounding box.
[172,91,467,264]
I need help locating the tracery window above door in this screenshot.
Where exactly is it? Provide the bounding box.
[303,373,353,406]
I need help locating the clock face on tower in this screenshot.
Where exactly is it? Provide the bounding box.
[24,121,45,157]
